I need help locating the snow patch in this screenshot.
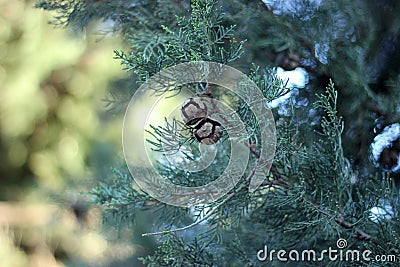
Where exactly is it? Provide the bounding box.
[369,205,394,223]
[370,123,400,172]
[269,67,309,108]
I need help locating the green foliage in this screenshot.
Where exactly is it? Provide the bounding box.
[146,118,193,155]
[113,0,244,84]
[89,168,149,224]
[37,0,400,266]
[35,0,186,33]
[139,234,217,267]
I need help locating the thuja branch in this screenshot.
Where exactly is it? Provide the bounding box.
[142,154,264,237]
[302,198,375,243]
[244,141,288,187]
[245,141,375,243]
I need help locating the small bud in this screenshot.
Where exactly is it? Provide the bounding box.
[194,118,222,145]
[180,98,208,126]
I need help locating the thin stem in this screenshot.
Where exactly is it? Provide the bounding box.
[302,198,375,243]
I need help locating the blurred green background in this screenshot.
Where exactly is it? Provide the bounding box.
[0,0,138,266]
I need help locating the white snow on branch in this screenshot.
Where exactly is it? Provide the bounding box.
[369,205,394,223]
[269,67,309,108]
[370,123,400,172]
